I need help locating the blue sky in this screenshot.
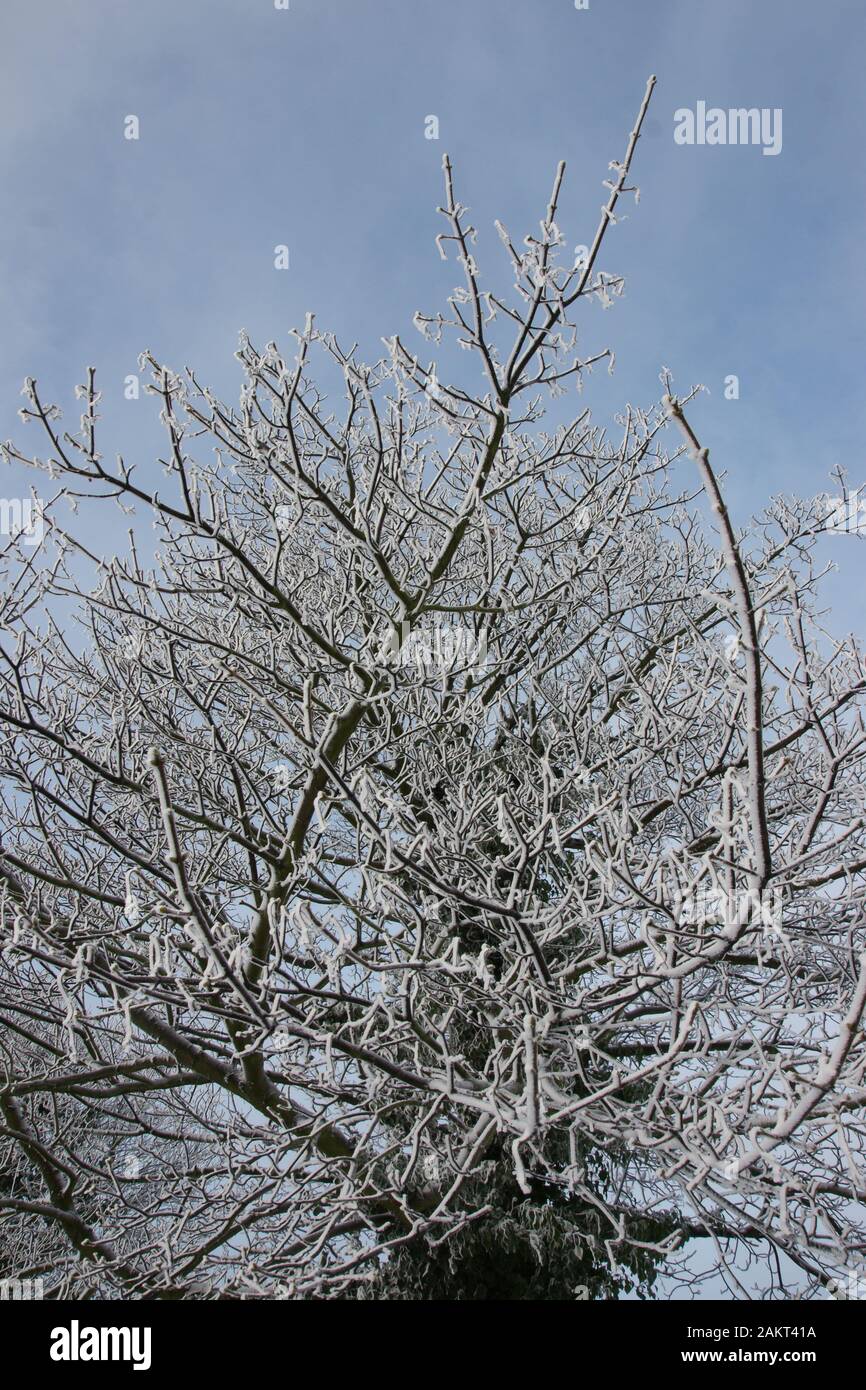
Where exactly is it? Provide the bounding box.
[1,0,864,639]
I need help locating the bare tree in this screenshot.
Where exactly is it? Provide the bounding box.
[1,77,865,1300]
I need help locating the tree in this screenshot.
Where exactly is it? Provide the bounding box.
[1,76,865,1300]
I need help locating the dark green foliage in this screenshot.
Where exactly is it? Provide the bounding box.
[361,1157,673,1300]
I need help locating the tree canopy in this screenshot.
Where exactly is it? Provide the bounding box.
[2,78,865,1300]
